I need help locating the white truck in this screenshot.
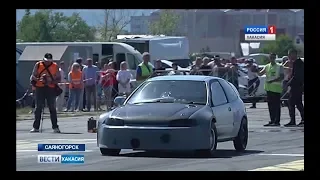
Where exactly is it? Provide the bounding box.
[116,35,191,68]
[16,42,143,74]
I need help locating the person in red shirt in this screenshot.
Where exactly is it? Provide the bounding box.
[101,62,117,110]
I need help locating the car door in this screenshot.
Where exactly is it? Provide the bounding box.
[210,80,234,139]
[219,79,243,137]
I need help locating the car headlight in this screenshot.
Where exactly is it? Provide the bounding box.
[105,118,125,126]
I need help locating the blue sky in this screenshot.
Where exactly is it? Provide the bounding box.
[16,9,156,31]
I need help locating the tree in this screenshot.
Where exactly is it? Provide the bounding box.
[97,10,135,41]
[149,10,180,35]
[16,10,96,42]
[260,35,296,57]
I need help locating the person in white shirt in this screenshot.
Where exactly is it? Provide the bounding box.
[246,58,260,108]
[56,61,66,112]
[116,62,132,97]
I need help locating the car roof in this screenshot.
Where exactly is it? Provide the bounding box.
[147,75,222,82]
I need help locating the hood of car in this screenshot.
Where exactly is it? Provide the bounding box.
[110,103,204,123]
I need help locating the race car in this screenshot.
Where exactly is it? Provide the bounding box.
[97,75,248,156]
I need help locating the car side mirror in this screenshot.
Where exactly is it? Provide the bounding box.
[114,96,126,106]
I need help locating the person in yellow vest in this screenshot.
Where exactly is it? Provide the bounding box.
[65,63,84,112]
[258,53,284,127]
[136,52,153,85]
[29,53,61,133]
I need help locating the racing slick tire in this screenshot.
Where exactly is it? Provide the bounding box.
[100,148,121,156]
[233,117,248,152]
[195,122,217,157]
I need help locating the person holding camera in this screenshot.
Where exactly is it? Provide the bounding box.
[29,53,61,133]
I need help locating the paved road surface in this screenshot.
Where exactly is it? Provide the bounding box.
[16,103,304,171]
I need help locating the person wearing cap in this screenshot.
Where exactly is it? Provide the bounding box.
[56,61,67,112]
[258,53,284,127]
[82,58,99,111]
[29,53,61,133]
[136,52,153,84]
[284,49,304,127]
[246,58,260,108]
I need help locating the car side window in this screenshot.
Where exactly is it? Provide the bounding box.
[219,79,238,102]
[211,81,228,106]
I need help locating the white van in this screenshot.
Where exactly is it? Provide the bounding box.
[16,42,143,76]
[116,35,191,68]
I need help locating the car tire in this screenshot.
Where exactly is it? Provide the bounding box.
[233,117,248,152]
[100,148,121,156]
[195,123,217,157]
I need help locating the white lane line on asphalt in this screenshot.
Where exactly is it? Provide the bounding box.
[257,153,304,157]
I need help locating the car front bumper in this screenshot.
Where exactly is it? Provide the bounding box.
[97,125,210,150]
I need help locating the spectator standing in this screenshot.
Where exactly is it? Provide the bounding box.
[258,53,284,126]
[136,52,153,85]
[284,49,304,127]
[101,62,117,110]
[111,61,119,104]
[116,61,132,97]
[56,61,67,112]
[226,57,239,90]
[212,57,227,78]
[246,58,260,108]
[65,63,83,112]
[75,58,86,111]
[29,53,61,133]
[281,56,291,107]
[168,63,182,75]
[152,59,166,77]
[82,58,99,111]
[190,57,203,75]
[200,57,212,76]
[96,64,106,111]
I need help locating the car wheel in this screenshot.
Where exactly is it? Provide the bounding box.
[100,148,121,156]
[233,117,248,152]
[195,123,217,157]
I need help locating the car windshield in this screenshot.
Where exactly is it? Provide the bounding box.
[127,80,207,105]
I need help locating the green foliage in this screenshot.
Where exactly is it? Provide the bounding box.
[260,35,296,57]
[149,10,180,35]
[16,10,96,42]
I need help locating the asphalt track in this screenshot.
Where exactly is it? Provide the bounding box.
[16,102,304,171]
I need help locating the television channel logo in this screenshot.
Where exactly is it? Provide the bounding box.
[244,25,276,41]
[37,155,85,164]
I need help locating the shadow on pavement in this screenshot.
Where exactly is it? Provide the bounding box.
[119,149,264,159]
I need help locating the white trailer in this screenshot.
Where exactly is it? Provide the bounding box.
[116,36,191,68]
[16,42,143,72]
